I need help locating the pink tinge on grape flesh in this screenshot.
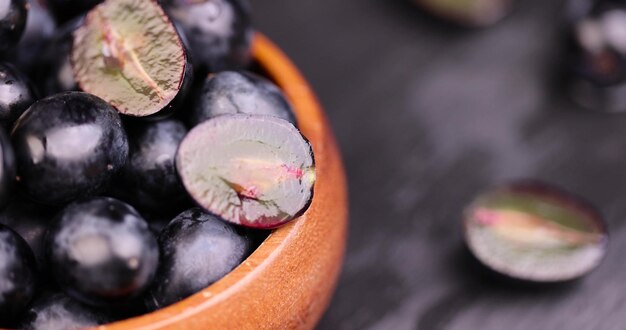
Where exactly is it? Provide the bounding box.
[176,114,315,229]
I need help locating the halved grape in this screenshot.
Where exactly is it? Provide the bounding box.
[71,0,191,118]
[464,181,608,282]
[176,114,315,229]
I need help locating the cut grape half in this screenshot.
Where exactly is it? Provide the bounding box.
[176,114,315,229]
[71,0,190,118]
[464,181,608,282]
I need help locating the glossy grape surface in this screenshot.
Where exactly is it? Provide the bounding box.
[21,292,109,330]
[149,208,250,308]
[0,0,28,54]
[0,62,35,126]
[0,223,37,327]
[11,92,128,205]
[163,0,252,73]
[190,71,297,127]
[47,197,159,306]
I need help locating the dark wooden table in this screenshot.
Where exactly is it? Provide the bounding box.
[257,1,626,329]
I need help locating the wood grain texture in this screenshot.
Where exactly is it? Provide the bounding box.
[92,34,348,330]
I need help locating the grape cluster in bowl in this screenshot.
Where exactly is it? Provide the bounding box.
[0,0,316,328]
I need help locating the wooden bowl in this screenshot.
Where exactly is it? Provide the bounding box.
[95,34,349,330]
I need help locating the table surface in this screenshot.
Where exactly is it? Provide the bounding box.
[256,1,626,329]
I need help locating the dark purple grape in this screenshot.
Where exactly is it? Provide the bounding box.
[566,0,626,85]
[45,0,102,24]
[0,0,28,54]
[163,0,253,73]
[36,18,81,96]
[21,292,109,330]
[0,197,55,266]
[71,0,193,119]
[148,217,170,235]
[0,62,35,126]
[9,0,56,74]
[47,197,159,306]
[148,208,250,308]
[190,71,297,127]
[115,119,189,215]
[0,224,37,327]
[464,181,608,282]
[11,92,128,205]
[0,128,14,210]
[565,0,626,111]
[176,114,315,229]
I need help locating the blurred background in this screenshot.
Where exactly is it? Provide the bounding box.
[257,0,626,329]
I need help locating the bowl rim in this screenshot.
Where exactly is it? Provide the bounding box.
[87,33,348,329]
